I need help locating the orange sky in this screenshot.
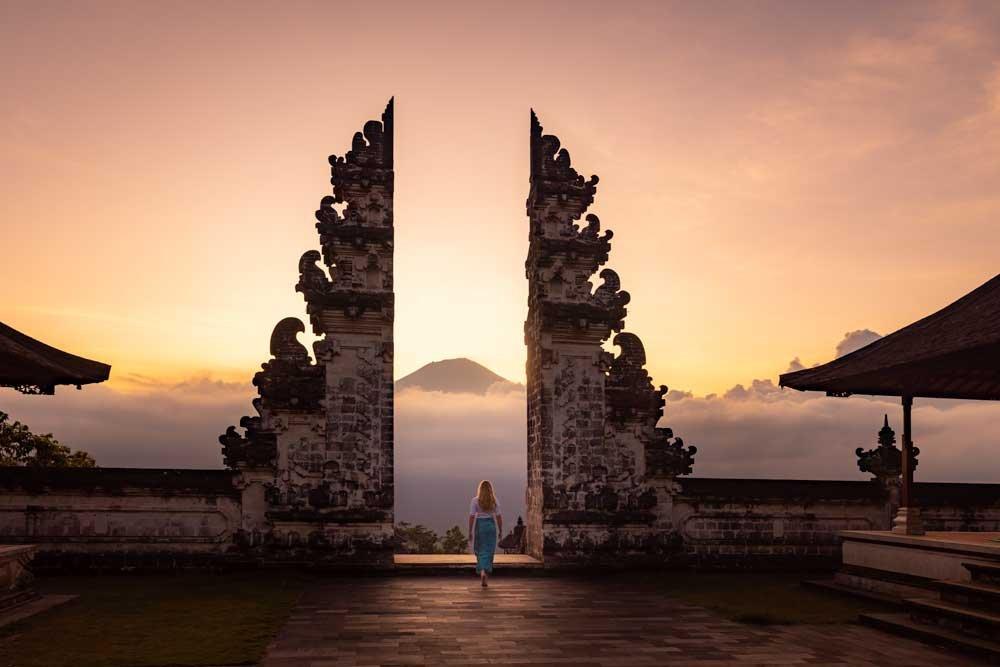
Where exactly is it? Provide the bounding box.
[3,1,999,396]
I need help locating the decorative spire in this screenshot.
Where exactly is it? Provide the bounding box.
[857,414,918,481]
[328,98,395,206]
[877,414,895,449]
[528,110,599,215]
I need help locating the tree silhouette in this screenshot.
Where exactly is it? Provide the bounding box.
[0,411,95,467]
[441,526,467,553]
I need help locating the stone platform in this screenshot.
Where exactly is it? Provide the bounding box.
[393,554,542,570]
[835,531,1000,660]
[260,574,973,666]
[839,531,1000,596]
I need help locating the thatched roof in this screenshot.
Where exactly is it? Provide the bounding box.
[0,321,111,394]
[780,273,1000,400]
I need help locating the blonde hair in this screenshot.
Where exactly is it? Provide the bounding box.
[476,480,496,512]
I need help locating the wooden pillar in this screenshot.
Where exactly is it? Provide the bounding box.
[900,395,912,508]
[893,394,924,535]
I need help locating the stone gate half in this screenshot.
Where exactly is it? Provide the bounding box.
[220,99,395,566]
[524,111,697,565]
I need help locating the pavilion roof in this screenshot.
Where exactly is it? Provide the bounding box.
[0,321,111,394]
[779,273,1000,401]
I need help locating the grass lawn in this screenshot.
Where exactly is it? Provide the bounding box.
[629,571,891,625]
[0,571,308,667]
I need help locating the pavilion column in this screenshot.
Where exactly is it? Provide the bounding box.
[892,395,924,535]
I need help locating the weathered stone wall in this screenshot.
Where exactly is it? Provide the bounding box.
[0,468,242,570]
[913,483,1000,532]
[674,478,1000,569]
[0,466,996,569]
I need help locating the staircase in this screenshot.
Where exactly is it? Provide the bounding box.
[861,562,1000,662]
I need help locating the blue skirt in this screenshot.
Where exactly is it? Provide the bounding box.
[473,516,497,574]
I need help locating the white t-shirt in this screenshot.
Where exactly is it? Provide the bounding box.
[469,496,501,519]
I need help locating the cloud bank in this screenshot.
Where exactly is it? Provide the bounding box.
[3,329,998,534]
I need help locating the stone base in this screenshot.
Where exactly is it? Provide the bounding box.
[839,531,1000,593]
[892,506,925,535]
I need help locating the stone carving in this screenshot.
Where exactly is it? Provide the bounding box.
[857,414,918,482]
[253,318,324,413]
[220,416,276,469]
[220,99,395,564]
[296,250,330,301]
[525,111,694,564]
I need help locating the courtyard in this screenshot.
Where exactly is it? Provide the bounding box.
[264,574,975,666]
[1,571,980,667]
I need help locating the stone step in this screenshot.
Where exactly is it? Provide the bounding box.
[0,589,40,613]
[965,561,1000,587]
[802,578,904,608]
[860,612,1000,663]
[937,580,1000,613]
[907,596,1000,642]
[0,594,77,629]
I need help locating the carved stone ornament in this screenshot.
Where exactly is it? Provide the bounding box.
[856,414,918,481]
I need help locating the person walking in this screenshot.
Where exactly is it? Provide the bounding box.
[468,480,503,587]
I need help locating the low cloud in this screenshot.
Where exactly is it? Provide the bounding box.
[395,384,526,534]
[0,377,251,469]
[0,377,527,536]
[664,391,1000,483]
[786,357,806,373]
[663,329,1000,482]
[835,329,883,357]
[3,328,997,535]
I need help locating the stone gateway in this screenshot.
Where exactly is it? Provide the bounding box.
[524,112,696,564]
[1,100,998,571]
[220,99,396,566]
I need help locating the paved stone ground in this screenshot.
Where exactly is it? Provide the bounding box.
[260,574,981,666]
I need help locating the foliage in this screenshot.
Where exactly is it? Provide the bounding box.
[0,410,96,467]
[441,525,467,553]
[0,572,306,667]
[394,522,441,553]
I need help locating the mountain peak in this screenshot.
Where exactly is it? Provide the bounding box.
[396,358,519,395]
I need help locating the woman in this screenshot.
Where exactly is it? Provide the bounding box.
[468,479,503,587]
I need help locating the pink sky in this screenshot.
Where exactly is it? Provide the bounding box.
[3,1,1000,397]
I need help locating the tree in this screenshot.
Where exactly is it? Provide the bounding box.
[0,411,96,467]
[393,522,440,553]
[441,526,467,554]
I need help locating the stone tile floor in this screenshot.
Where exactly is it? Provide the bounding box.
[260,574,982,666]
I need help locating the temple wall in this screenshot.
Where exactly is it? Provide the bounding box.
[0,467,996,570]
[912,483,1000,532]
[673,479,1000,569]
[0,468,242,570]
